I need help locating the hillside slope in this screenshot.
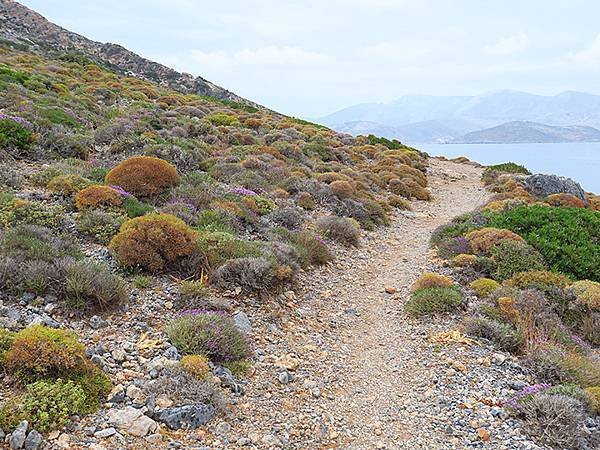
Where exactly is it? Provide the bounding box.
[457,120,600,143]
[0,0,260,108]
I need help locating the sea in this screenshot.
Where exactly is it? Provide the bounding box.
[414,142,600,194]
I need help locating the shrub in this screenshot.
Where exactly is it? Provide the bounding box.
[180,354,211,380]
[4,326,86,380]
[412,273,454,291]
[167,311,252,362]
[485,162,530,175]
[330,180,354,198]
[465,227,524,255]
[0,115,34,156]
[0,379,86,432]
[405,286,463,316]
[47,174,91,196]
[387,195,411,210]
[465,316,522,352]
[105,156,180,197]
[0,225,79,262]
[76,209,126,243]
[291,231,333,267]
[490,240,547,281]
[0,328,15,363]
[469,278,500,297]
[452,254,478,267]
[0,194,64,230]
[488,205,600,281]
[196,232,261,271]
[179,280,209,299]
[569,280,600,310]
[559,352,600,388]
[436,236,472,259]
[212,257,279,294]
[75,185,123,210]
[316,216,360,247]
[206,112,240,126]
[430,222,476,247]
[545,193,586,208]
[268,207,305,230]
[122,196,154,218]
[223,359,251,378]
[109,214,197,272]
[585,387,600,413]
[505,270,572,292]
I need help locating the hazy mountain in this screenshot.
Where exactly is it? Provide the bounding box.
[456,121,600,144]
[0,0,261,109]
[318,90,600,143]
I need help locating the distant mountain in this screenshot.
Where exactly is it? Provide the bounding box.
[456,121,600,144]
[0,0,261,109]
[318,91,600,143]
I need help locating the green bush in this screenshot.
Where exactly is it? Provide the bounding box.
[0,328,15,363]
[488,205,600,281]
[490,240,547,281]
[196,231,261,270]
[485,162,530,175]
[405,286,463,316]
[0,116,34,154]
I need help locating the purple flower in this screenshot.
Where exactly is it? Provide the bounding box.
[108,185,133,197]
[229,187,257,196]
[503,383,550,410]
[0,113,32,128]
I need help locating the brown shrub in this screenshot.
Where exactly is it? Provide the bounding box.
[465,227,524,254]
[105,156,180,197]
[330,180,354,198]
[412,273,454,291]
[545,193,586,208]
[109,214,197,272]
[75,185,122,210]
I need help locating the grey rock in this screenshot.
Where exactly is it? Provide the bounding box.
[162,346,181,361]
[94,428,116,438]
[155,404,216,430]
[213,365,244,395]
[89,315,108,329]
[9,420,28,449]
[525,173,587,201]
[23,430,42,450]
[233,311,252,333]
[278,370,293,384]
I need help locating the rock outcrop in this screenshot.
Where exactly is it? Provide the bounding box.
[525,174,587,201]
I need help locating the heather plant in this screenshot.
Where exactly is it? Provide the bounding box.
[167,311,252,362]
[436,235,472,259]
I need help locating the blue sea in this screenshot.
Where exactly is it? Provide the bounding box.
[414,142,600,193]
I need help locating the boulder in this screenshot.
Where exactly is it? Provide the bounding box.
[23,430,42,450]
[9,421,28,449]
[525,174,587,201]
[107,406,158,437]
[155,404,216,430]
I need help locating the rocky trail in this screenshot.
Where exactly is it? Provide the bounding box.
[219,160,541,449]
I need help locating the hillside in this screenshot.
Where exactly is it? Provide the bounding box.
[456,120,600,144]
[319,90,600,143]
[0,0,260,108]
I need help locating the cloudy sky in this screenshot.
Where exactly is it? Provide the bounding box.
[19,0,600,117]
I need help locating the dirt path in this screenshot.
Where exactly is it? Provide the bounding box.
[226,160,511,449]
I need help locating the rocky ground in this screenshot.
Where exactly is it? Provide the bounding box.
[2,160,547,449]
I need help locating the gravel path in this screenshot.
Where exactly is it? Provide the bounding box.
[217,160,541,449]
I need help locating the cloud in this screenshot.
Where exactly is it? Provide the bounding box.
[190,46,329,67]
[571,34,600,66]
[485,32,530,55]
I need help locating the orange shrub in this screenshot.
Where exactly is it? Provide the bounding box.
[412,272,454,291]
[465,227,524,254]
[180,354,211,380]
[75,185,122,210]
[330,180,354,198]
[316,172,350,183]
[109,214,197,272]
[105,156,180,197]
[545,193,586,208]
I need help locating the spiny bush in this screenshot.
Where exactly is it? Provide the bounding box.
[167,311,252,362]
[288,230,333,267]
[105,156,180,197]
[465,227,524,255]
[469,278,500,297]
[0,194,64,230]
[179,280,209,300]
[316,216,360,247]
[0,328,15,363]
[110,214,197,273]
[0,379,86,432]
[436,236,472,259]
[545,193,586,208]
[485,162,530,175]
[405,286,463,316]
[180,354,211,380]
[76,209,126,244]
[490,240,547,281]
[296,192,316,210]
[212,256,280,294]
[586,387,600,413]
[465,316,523,352]
[75,185,123,210]
[412,273,454,291]
[488,205,600,281]
[387,194,411,210]
[330,180,354,198]
[196,232,261,271]
[47,174,91,196]
[505,270,572,292]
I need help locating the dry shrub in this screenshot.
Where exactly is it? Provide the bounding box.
[180,354,211,380]
[212,256,279,294]
[316,216,360,247]
[412,272,454,291]
[330,180,354,198]
[452,254,478,267]
[109,214,197,272]
[469,278,500,297]
[47,174,91,196]
[316,172,349,184]
[569,280,600,310]
[465,227,524,254]
[545,193,586,208]
[505,270,572,291]
[105,156,180,197]
[387,195,411,210]
[75,185,122,210]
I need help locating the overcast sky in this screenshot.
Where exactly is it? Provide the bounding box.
[19,0,600,117]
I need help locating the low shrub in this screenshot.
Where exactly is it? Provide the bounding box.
[465,316,523,352]
[75,185,123,210]
[0,115,34,157]
[179,280,209,300]
[436,236,472,259]
[485,162,530,175]
[488,205,600,281]
[268,207,305,230]
[196,232,261,271]
[585,387,600,413]
[109,214,197,272]
[0,379,86,432]
[223,359,251,378]
[167,311,252,362]
[0,328,15,363]
[76,209,126,244]
[180,354,211,380]
[296,192,316,210]
[505,270,572,292]
[465,227,524,255]
[212,256,279,294]
[122,195,154,218]
[452,254,478,267]
[469,278,500,297]
[290,231,333,267]
[105,156,180,197]
[387,195,411,210]
[412,273,454,291]
[569,280,600,310]
[405,286,463,316]
[545,193,586,208]
[330,180,354,198]
[47,174,91,196]
[0,194,64,230]
[316,216,360,247]
[490,240,547,281]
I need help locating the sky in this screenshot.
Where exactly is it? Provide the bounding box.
[18,0,600,118]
